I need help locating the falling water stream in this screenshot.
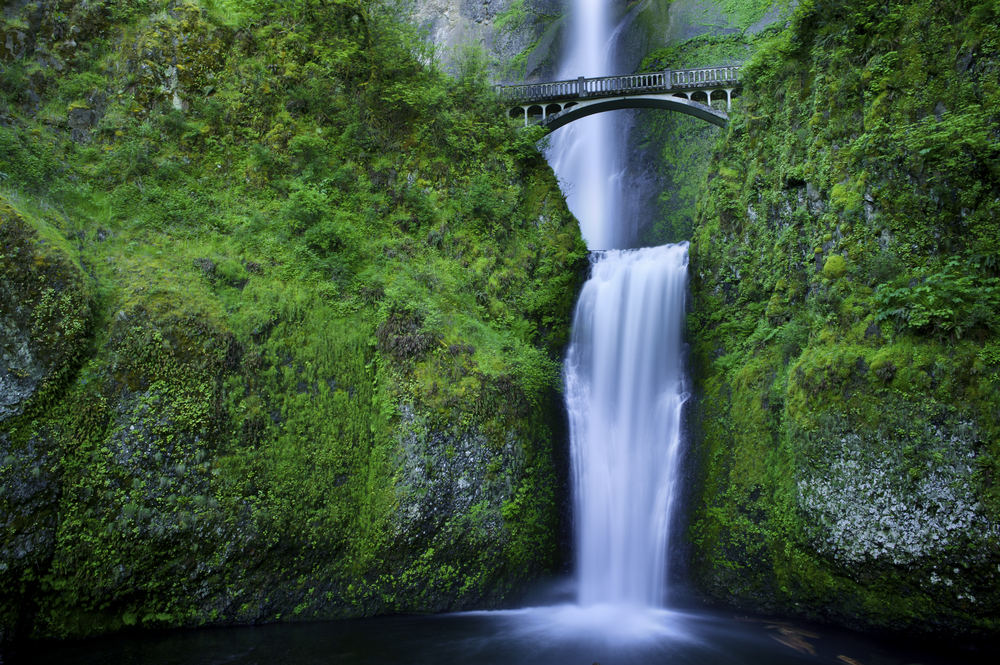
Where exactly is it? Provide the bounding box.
[565,244,689,610]
[553,0,689,616]
[546,0,619,249]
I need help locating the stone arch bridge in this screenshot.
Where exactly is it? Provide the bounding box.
[497,66,742,130]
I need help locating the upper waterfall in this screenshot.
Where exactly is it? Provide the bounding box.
[546,0,620,250]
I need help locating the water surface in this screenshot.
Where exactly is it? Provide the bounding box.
[14,602,986,665]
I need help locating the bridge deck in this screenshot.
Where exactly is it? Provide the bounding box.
[497,66,741,106]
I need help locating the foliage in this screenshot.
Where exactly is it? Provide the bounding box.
[709,0,793,29]
[874,259,1000,340]
[494,0,528,34]
[685,0,1000,636]
[0,0,585,643]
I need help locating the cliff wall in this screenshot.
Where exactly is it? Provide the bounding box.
[687,0,1000,636]
[627,0,791,246]
[0,0,585,643]
[412,0,567,81]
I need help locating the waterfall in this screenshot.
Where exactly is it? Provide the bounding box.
[546,0,619,250]
[542,0,690,612]
[563,244,689,608]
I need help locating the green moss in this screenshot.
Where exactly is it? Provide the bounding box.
[0,0,585,643]
[687,0,1000,636]
[494,0,528,33]
[822,254,847,279]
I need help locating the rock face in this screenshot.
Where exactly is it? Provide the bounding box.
[0,201,92,643]
[617,0,790,246]
[0,321,37,422]
[0,430,62,645]
[412,0,567,81]
[686,0,1000,636]
[0,203,93,422]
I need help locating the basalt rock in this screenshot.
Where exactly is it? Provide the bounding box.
[686,0,1000,637]
[0,200,93,423]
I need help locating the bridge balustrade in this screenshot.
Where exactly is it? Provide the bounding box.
[670,66,741,88]
[496,66,741,103]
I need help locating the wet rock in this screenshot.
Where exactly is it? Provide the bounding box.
[67,105,97,142]
[0,432,61,569]
[393,403,524,562]
[0,200,93,422]
[806,181,821,202]
[0,319,39,422]
[0,27,31,61]
[934,101,948,121]
[0,429,61,644]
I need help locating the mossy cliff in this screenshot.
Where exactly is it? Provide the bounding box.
[631,0,793,246]
[0,0,585,644]
[412,0,567,82]
[687,0,1000,635]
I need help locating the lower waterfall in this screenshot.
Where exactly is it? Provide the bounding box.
[564,243,690,608]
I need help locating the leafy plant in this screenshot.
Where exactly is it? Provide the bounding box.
[874,259,1000,339]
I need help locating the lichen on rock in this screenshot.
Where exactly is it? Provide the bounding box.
[797,427,985,567]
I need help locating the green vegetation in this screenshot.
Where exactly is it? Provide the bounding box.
[708,0,789,28]
[494,0,529,33]
[686,0,1000,635]
[637,31,770,244]
[0,0,585,643]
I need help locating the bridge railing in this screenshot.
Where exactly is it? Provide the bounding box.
[670,66,741,88]
[581,72,671,96]
[496,80,579,103]
[496,66,741,103]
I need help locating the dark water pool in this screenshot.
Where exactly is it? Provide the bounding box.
[8,602,990,665]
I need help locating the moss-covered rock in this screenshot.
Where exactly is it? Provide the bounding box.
[687,0,1000,636]
[0,198,94,645]
[0,0,585,646]
[0,200,93,421]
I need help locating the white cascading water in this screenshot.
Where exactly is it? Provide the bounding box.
[474,0,696,644]
[548,0,690,613]
[546,0,618,250]
[564,245,689,608]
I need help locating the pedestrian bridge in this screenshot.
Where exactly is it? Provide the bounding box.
[496,66,742,130]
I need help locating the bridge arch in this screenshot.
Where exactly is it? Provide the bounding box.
[537,94,729,131]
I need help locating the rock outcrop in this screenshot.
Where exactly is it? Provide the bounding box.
[0,202,93,422]
[686,0,1000,636]
[413,0,567,81]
